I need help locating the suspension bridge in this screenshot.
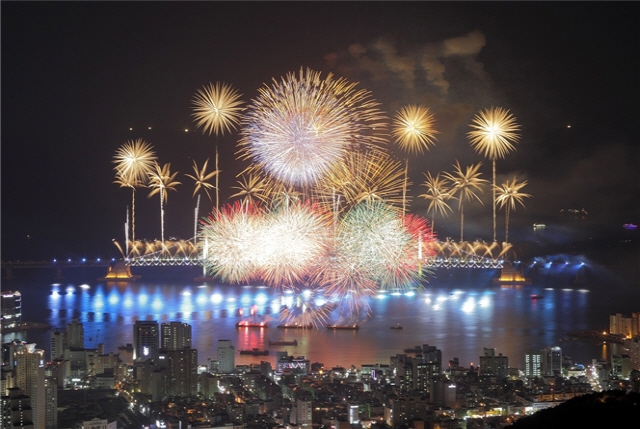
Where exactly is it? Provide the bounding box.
[1,238,509,281]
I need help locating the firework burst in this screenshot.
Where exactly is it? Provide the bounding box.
[443,161,488,241]
[199,201,265,283]
[419,172,455,232]
[467,107,520,160]
[495,178,531,243]
[328,201,423,294]
[392,104,439,154]
[113,139,157,184]
[191,82,244,136]
[185,159,218,200]
[230,173,273,206]
[315,150,406,212]
[238,68,387,186]
[256,201,333,288]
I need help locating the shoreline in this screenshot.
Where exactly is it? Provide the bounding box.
[1,321,52,334]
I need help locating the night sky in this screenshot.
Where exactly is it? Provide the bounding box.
[2,2,638,261]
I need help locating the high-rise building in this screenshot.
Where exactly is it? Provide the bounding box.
[160,321,192,351]
[610,313,639,339]
[348,404,359,425]
[2,341,27,368]
[611,355,632,378]
[391,345,442,395]
[217,340,234,374]
[385,395,428,428]
[294,399,312,427]
[65,317,84,350]
[2,387,33,429]
[479,348,509,379]
[13,344,45,429]
[199,372,219,399]
[133,320,159,361]
[43,374,57,429]
[632,312,640,338]
[543,346,562,376]
[50,330,65,360]
[444,383,457,408]
[158,347,198,398]
[0,291,22,328]
[628,337,640,371]
[525,350,543,377]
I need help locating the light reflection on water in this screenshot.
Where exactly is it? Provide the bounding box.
[3,274,636,370]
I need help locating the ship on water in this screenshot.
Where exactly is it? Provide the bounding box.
[326,324,359,330]
[239,348,269,356]
[236,321,269,328]
[269,339,298,346]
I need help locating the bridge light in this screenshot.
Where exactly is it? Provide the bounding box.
[97,258,101,262]
[53,259,57,263]
[82,258,86,262]
[68,259,71,262]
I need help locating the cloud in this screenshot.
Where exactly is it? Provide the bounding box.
[348,43,367,56]
[420,45,449,95]
[443,30,486,56]
[324,30,489,104]
[374,37,417,89]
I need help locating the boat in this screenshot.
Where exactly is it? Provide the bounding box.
[277,324,313,329]
[269,339,298,346]
[623,223,637,229]
[326,324,359,330]
[236,321,269,328]
[390,324,403,330]
[239,348,269,356]
[531,294,544,300]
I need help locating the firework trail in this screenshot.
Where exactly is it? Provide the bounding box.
[113,139,157,243]
[467,106,520,242]
[278,288,335,328]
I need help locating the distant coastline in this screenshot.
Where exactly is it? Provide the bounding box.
[1,321,52,333]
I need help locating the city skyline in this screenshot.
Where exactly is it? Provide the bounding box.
[2,2,638,261]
